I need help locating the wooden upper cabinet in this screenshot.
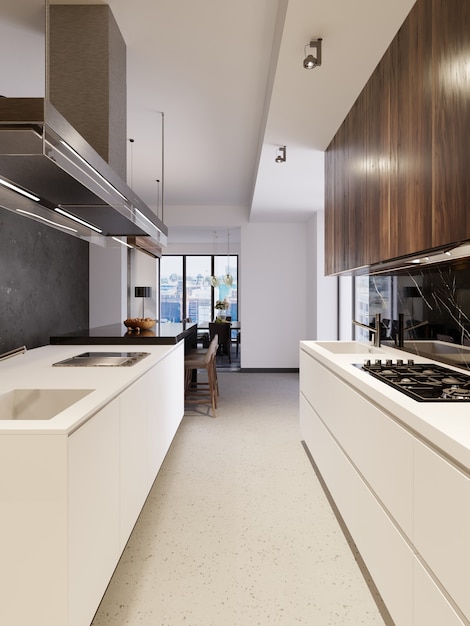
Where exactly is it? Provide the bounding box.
[324,138,336,275]
[324,0,470,274]
[324,121,350,274]
[432,0,470,248]
[331,123,349,273]
[346,92,368,270]
[389,0,433,260]
[365,49,391,266]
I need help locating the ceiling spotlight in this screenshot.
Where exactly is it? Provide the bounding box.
[275,146,286,163]
[303,38,322,69]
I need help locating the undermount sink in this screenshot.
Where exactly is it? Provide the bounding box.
[0,388,94,420]
[315,341,383,354]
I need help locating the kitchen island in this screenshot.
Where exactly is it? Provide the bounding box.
[300,341,470,626]
[0,342,184,626]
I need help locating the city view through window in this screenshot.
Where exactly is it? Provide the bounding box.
[160,255,238,324]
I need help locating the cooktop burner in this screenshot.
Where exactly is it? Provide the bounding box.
[355,359,470,402]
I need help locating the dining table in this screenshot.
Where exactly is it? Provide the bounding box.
[197,321,240,357]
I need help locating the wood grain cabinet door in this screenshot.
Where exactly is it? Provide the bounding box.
[365,48,392,266]
[325,124,349,274]
[389,0,433,260]
[432,0,470,248]
[346,92,368,269]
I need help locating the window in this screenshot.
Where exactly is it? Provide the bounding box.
[159,255,238,324]
[213,254,238,321]
[186,256,212,323]
[354,275,394,341]
[160,256,183,322]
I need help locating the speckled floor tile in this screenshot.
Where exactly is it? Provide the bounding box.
[91,372,387,626]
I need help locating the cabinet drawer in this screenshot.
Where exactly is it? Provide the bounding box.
[301,395,414,626]
[414,440,470,620]
[300,353,413,536]
[68,399,120,626]
[413,558,466,626]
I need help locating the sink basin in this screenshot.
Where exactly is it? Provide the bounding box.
[315,341,383,354]
[0,388,94,420]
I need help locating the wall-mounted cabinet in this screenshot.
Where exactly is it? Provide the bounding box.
[389,0,433,260]
[325,0,470,275]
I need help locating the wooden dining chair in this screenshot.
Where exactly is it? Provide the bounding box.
[184,335,219,417]
[209,322,231,363]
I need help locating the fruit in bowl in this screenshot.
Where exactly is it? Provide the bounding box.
[123,317,156,331]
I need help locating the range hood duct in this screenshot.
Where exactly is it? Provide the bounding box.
[0,98,167,255]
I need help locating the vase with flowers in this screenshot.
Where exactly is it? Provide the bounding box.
[214,298,229,321]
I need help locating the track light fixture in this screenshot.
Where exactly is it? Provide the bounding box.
[275,145,286,163]
[303,38,322,69]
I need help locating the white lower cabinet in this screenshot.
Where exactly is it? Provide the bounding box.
[300,350,413,537]
[414,439,470,622]
[68,399,121,626]
[120,374,152,544]
[413,558,466,626]
[300,394,414,625]
[0,434,68,625]
[146,344,184,481]
[300,345,470,626]
[0,343,184,626]
[119,343,184,546]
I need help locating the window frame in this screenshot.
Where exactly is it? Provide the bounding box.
[159,254,239,324]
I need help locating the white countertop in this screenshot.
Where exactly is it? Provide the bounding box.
[301,340,470,471]
[0,343,180,435]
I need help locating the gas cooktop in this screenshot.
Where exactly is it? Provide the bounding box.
[355,358,470,402]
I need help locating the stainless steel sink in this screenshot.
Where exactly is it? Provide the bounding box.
[52,351,150,367]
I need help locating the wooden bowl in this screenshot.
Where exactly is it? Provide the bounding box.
[124,318,156,331]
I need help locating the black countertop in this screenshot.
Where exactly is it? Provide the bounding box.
[50,322,197,346]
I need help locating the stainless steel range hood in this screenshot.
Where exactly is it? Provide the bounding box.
[0,97,167,256]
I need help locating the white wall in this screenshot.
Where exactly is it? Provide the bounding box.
[1,0,45,97]
[306,212,338,340]
[89,244,128,327]
[129,249,158,319]
[240,222,307,369]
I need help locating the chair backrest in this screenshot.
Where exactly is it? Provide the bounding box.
[209,322,231,343]
[204,334,219,364]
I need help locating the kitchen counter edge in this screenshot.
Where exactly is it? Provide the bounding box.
[0,342,182,435]
[300,340,470,472]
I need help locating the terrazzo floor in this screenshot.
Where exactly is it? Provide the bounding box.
[91,372,389,626]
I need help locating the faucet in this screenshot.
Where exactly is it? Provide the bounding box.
[395,313,429,347]
[0,345,27,362]
[352,313,382,348]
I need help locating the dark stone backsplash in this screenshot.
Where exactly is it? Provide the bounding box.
[366,261,470,346]
[0,209,89,354]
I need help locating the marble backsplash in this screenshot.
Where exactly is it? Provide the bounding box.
[364,263,470,343]
[362,261,470,369]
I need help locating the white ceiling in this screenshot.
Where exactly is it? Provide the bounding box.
[106,0,416,242]
[6,0,417,244]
